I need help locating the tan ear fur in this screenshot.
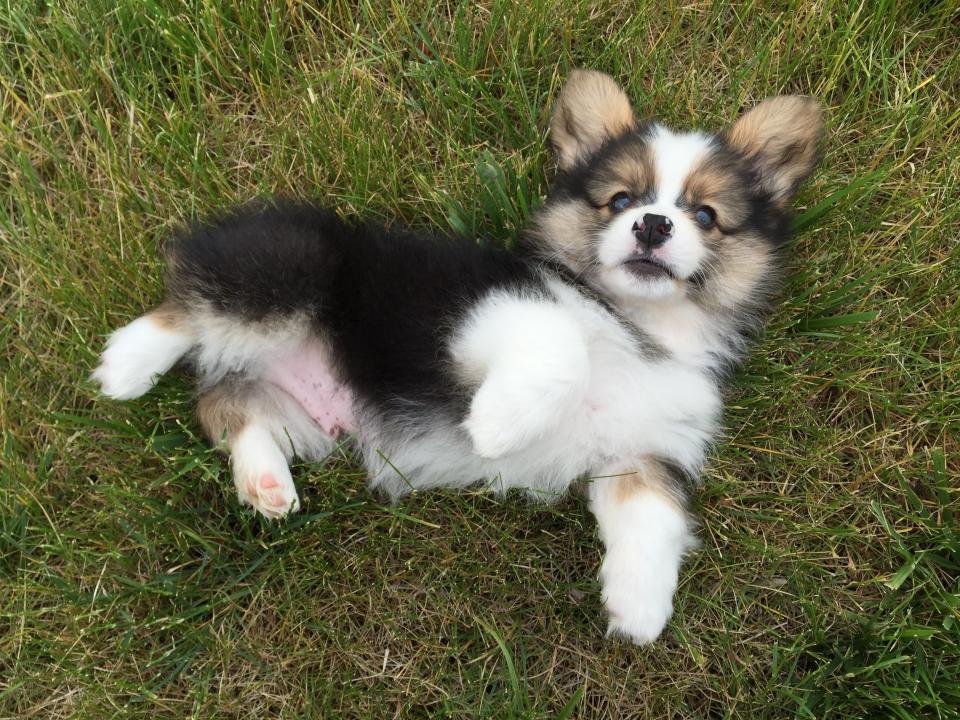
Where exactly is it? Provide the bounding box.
[725,96,824,203]
[550,70,636,171]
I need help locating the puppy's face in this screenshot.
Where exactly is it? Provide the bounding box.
[532,71,823,308]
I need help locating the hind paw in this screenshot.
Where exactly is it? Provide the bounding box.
[231,425,300,520]
[237,470,301,519]
[92,314,193,399]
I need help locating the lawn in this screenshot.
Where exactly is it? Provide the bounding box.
[2,1,958,717]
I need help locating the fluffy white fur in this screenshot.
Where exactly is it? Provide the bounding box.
[191,309,311,387]
[453,293,590,458]
[363,280,720,502]
[92,314,193,400]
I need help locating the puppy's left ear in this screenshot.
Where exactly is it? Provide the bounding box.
[725,96,825,204]
[550,70,636,171]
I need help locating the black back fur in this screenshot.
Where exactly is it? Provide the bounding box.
[167,201,546,412]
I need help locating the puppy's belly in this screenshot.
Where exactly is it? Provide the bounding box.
[264,343,357,439]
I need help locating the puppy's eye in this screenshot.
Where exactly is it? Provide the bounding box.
[609,192,632,212]
[694,206,716,228]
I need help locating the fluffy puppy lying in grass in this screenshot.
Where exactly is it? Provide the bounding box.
[94,70,823,644]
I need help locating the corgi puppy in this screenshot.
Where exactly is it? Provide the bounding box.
[93,70,823,644]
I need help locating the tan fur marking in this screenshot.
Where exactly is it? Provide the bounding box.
[684,162,738,199]
[550,70,636,171]
[149,302,187,331]
[530,199,597,271]
[586,148,655,206]
[606,152,654,192]
[197,384,249,449]
[683,159,749,229]
[725,96,824,203]
[610,458,684,509]
[708,233,773,309]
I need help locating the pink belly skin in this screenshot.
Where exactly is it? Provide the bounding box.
[264,344,357,439]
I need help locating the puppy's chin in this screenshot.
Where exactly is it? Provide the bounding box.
[603,267,683,301]
[630,277,680,300]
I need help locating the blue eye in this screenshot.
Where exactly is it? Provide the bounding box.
[609,192,632,212]
[695,206,716,227]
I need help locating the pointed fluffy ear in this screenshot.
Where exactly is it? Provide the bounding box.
[550,70,636,171]
[725,96,825,204]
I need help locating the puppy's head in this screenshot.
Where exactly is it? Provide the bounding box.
[531,70,824,309]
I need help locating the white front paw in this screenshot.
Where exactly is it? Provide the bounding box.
[463,381,531,459]
[463,408,519,459]
[600,547,678,645]
[464,368,583,458]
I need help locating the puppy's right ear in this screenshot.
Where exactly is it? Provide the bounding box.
[550,70,636,172]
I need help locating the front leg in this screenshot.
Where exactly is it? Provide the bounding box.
[451,297,589,459]
[589,458,698,644]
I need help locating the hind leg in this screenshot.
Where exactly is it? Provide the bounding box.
[93,304,194,399]
[198,379,335,519]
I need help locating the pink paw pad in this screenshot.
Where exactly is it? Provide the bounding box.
[260,473,280,489]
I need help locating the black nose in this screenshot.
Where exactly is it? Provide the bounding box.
[632,213,673,248]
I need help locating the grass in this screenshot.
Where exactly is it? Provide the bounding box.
[1,0,958,717]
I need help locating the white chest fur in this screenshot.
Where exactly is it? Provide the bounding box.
[390,281,725,499]
[548,282,722,471]
[364,279,723,500]
[620,294,742,373]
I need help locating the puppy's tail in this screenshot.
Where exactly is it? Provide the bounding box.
[92,303,195,400]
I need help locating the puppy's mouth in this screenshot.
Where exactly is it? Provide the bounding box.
[622,255,676,281]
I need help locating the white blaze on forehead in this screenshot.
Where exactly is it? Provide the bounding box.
[592,125,717,301]
[649,125,713,206]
